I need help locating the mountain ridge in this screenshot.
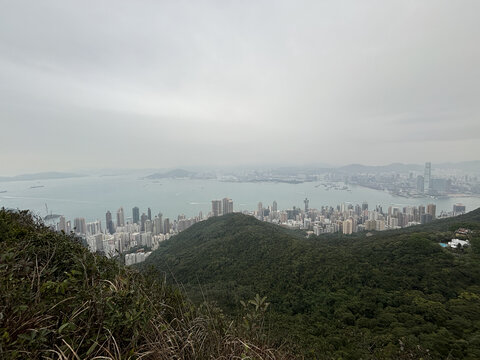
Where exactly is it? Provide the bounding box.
[142,209,480,359]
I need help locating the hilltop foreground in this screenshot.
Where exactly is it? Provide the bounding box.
[142,210,480,359]
[0,209,290,359]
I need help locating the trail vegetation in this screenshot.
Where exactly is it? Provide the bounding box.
[0,209,289,359]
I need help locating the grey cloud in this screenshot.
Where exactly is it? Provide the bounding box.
[0,0,479,175]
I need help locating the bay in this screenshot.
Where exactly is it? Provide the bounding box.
[1,172,479,223]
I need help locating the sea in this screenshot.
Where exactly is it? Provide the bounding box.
[1,172,479,223]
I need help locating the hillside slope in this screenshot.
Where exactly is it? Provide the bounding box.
[143,210,480,359]
[0,209,290,360]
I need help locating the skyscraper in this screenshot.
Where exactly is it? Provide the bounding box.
[163,218,170,234]
[416,175,424,193]
[342,218,353,234]
[147,207,152,221]
[453,203,466,215]
[144,219,153,233]
[154,215,163,235]
[106,210,115,234]
[304,198,309,212]
[156,212,163,234]
[424,162,431,194]
[87,220,102,235]
[418,205,425,220]
[222,198,233,215]
[132,207,140,224]
[58,216,66,232]
[73,217,87,235]
[354,204,361,217]
[272,200,278,212]
[427,203,436,219]
[212,200,222,216]
[140,212,147,232]
[66,220,72,234]
[421,213,433,224]
[116,207,125,227]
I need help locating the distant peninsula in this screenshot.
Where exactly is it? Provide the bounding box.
[0,172,86,182]
[143,169,196,180]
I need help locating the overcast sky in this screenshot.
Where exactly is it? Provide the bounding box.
[0,1,479,175]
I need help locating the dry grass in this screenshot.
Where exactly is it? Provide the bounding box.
[0,209,296,360]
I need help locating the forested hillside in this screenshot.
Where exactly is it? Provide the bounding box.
[143,209,480,359]
[0,209,288,359]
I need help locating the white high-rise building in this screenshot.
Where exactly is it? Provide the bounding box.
[58,216,66,232]
[73,217,87,235]
[342,218,353,234]
[212,200,222,216]
[222,198,233,215]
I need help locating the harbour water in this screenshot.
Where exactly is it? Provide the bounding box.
[1,172,479,223]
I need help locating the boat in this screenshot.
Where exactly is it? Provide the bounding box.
[0,190,6,193]
[30,185,45,189]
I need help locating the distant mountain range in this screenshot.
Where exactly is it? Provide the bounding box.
[335,162,424,173]
[335,161,480,174]
[0,171,85,182]
[271,161,480,175]
[3,161,480,182]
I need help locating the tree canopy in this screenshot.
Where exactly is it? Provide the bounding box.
[142,209,480,359]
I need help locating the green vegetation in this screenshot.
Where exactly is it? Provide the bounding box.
[0,209,289,359]
[142,210,480,359]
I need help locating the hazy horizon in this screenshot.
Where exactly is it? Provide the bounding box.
[2,159,480,178]
[1,1,479,174]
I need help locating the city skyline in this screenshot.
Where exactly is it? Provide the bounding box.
[54,197,467,265]
[58,197,466,236]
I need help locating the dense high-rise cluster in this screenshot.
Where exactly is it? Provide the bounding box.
[53,196,466,265]
[250,199,464,235]
[56,206,204,264]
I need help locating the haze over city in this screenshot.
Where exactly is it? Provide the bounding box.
[1,1,479,175]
